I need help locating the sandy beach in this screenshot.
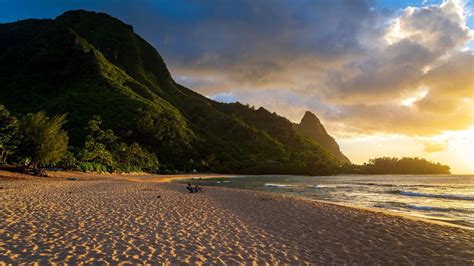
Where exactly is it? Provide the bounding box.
[1,173,473,264]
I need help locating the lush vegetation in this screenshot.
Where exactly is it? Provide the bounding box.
[74,115,159,172]
[0,105,158,172]
[16,112,68,167]
[0,108,452,175]
[341,157,451,174]
[1,105,68,167]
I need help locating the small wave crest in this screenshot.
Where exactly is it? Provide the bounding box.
[307,184,352,189]
[406,205,453,212]
[357,183,442,188]
[307,184,332,188]
[357,183,396,187]
[390,190,474,201]
[376,202,472,214]
[389,202,471,213]
[264,183,293,188]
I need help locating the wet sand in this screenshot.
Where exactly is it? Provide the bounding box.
[1,174,473,264]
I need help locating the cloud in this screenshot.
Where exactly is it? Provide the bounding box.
[309,100,471,137]
[160,0,473,137]
[209,93,238,103]
[159,0,378,95]
[416,51,474,112]
[385,0,471,52]
[294,1,473,136]
[326,0,472,102]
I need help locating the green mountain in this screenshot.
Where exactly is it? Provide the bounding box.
[0,10,348,175]
[295,112,350,164]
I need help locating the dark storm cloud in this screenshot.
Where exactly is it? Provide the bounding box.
[123,0,379,93]
[140,1,376,63]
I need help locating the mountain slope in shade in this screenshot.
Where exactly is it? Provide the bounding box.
[295,111,351,164]
[0,10,345,174]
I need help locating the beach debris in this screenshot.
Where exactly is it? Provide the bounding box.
[23,168,48,177]
[157,195,161,199]
[66,177,79,181]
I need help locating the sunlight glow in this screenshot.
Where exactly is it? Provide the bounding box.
[400,89,428,106]
[385,18,406,45]
[339,126,474,174]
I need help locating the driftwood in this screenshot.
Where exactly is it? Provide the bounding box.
[15,166,48,177]
[32,168,48,177]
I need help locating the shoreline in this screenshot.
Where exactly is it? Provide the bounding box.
[160,174,474,230]
[309,198,474,231]
[2,170,472,230]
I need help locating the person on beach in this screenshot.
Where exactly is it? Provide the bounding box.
[194,185,203,192]
[186,183,203,193]
[186,183,194,193]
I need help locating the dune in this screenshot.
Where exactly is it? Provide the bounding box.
[0,174,473,264]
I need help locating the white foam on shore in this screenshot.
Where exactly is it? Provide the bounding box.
[306,184,351,189]
[264,183,294,188]
[307,184,334,188]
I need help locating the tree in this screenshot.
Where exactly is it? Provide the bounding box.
[17,112,69,167]
[78,115,115,166]
[0,105,19,162]
[113,142,159,171]
[79,115,159,172]
[358,157,450,174]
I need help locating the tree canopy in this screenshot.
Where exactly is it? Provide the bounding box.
[341,157,451,175]
[76,115,159,172]
[16,111,69,167]
[0,104,19,162]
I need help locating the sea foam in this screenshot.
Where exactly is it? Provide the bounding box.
[264,183,294,188]
[397,191,474,201]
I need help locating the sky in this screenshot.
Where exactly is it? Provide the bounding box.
[1,0,473,173]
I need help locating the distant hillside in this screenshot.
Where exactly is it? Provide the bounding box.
[0,10,348,175]
[343,157,451,175]
[295,112,350,164]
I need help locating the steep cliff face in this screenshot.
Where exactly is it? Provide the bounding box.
[295,111,351,164]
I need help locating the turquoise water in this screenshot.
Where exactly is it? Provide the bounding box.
[178,175,474,228]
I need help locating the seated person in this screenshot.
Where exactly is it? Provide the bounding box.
[186,183,204,193]
[194,185,203,192]
[186,183,195,193]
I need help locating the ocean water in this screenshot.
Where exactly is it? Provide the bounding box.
[178,175,474,228]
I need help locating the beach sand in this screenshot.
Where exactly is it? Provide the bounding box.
[1,173,473,264]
